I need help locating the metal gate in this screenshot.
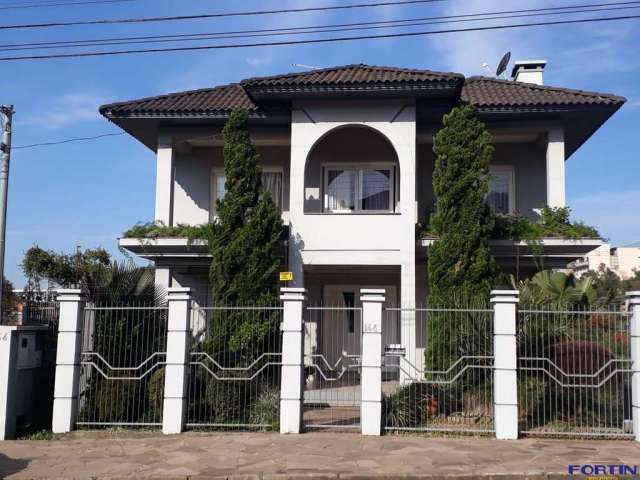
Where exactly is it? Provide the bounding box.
[186,304,283,430]
[303,302,362,430]
[518,305,633,438]
[77,302,168,427]
[382,304,495,434]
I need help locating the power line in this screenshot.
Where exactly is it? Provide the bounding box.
[1,2,638,52]
[12,132,124,149]
[0,0,445,30]
[0,0,140,10]
[1,13,639,62]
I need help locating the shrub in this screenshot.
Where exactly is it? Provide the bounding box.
[250,387,280,429]
[122,221,210,240]
[383,383,441,428]
[146,367,165,422]
[492,207,600,241]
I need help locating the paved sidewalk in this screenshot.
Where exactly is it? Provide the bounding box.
[1,431,639,479]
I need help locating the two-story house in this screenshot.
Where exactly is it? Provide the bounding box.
[101,62,624,317]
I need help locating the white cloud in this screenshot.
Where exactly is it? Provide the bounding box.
[429,0,551,76]
[429,0,639,81]
[157,0,335,93]
[17,92,108,129]
[570,189,640,245]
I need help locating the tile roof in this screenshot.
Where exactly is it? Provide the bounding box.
[99,65,625,117]
[100,84,257,116]
[462,76,625,108]
[241,63,464,87]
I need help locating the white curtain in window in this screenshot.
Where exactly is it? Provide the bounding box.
[215,174,227,202]
[326,169,356,211]
[262,171,283,210]
[488,171,511,213]
[360,169,390,211]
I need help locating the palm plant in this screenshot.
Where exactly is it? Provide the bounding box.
[513,270,595,308]
[86,260,159,303]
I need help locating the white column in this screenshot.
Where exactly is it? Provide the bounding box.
[52,289,85,434]
[279,287,306,434]
[400,262,417,384]
[360,288,385,436]
[155,135,174,225]
[491,289,519,440]
[155,267,172,293]
[627,291,640,442]
[546,125,566,208]
[162,287,191,435]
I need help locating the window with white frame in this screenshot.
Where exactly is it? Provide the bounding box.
[323,164,395,212]
[211,168,284,213]
[487,166,515,214]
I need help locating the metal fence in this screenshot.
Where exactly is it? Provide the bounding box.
[303,302,363,430]
[517,304,633,438]
[77,301,168,427]
[186,303,283,430]
[382,302,495,434]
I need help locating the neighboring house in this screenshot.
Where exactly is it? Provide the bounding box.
[101,62,624,313]
[570,242,640,279]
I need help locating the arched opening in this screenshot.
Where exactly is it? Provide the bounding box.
[303,125,400,213]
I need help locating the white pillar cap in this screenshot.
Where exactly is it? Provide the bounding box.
[280,287,306,301]
[56,289,84,302]
[490,290,519,303]
[167,287,191,301]
[626,291,640,305]
[360,288,386,303]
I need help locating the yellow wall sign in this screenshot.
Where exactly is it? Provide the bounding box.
[279,271,294,282]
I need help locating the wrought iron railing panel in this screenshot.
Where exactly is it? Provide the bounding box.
[517,304,633,438]
[77,302,168,427]
[186,304,283,430]
[382,302,495,434]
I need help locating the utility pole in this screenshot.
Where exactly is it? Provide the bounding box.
[0,105,14,317]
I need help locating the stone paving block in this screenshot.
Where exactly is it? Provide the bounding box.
[263,474,339,480]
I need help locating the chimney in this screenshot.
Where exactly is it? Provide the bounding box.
[511,60,547,85]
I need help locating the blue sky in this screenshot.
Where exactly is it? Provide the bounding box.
[2,0,640,286]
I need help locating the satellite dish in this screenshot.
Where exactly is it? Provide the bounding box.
[496,51,511,77]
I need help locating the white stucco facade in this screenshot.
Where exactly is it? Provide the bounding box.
[287,100,417,308]
[133,105,584,307]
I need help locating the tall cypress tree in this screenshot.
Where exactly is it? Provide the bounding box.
[207,109,283,350]
[427,104,500,299]
[425,105,501,376]
[209,108,283,304]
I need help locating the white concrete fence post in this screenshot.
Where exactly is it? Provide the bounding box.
[162,287,192,435]
[0,325,19,440]
[491,289,519,440]
[627,291,640,442]
[360,288,385,436]
[52,289,85,434]
[0,324,49,440]
[279,287,306,434]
